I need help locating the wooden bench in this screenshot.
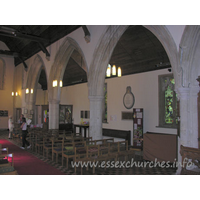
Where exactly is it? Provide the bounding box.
[102,128,131,146]
[180,145,200,175]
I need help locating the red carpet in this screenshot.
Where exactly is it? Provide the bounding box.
[0,139,66,175]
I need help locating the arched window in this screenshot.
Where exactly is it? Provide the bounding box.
[159,74,178,128]
[0,58,5,90]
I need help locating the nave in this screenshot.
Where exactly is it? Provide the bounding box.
[0,130,177,175]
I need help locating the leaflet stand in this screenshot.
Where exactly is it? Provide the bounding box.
[133,108,143,150]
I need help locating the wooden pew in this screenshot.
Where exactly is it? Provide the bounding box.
[102,128,131,146]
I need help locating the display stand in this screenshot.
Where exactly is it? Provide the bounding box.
[133,108,143,150]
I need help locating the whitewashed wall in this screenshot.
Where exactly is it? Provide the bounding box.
[33,68,177,144]
[0,42,15,129]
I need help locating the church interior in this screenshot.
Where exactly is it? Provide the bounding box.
[0,20,199,198]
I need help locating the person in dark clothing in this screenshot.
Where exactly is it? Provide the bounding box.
[20,117,31,149]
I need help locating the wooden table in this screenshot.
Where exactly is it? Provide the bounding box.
[74,124,89,138]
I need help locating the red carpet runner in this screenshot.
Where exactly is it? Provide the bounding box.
[0,139,66,175]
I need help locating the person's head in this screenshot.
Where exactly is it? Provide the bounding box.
[22,117,26,123]
[9,115,12,119]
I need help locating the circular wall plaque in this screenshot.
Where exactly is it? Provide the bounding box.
[123,86,135,109]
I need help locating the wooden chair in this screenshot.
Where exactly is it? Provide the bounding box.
[35,133,45,154]
[115,141,135,161]
[52,137,68,163]
[43,135,55,158]
[130,138,143,151]
[62,140,86,169]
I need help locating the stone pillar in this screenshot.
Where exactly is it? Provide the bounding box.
[89,95,104,140]
[176,87,190,174]
[49,99,60,129]
[176,86,199,174]
[178,87,190,145]
[188,86,199,148]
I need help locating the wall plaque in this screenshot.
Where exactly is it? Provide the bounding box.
[122,112,133,120]
[0,110,8,117]
[123,86,135,109]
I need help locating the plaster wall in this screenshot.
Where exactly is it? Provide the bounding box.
[35,89,48,105]
[0,42,15,129]
[58,68,177,144]
[166,25,185,50]
[103,69,177,144]
[60,82,90,125]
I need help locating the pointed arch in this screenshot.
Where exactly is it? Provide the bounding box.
[179,25,200,87]
[25,54,46,104]
[48,37,88,102]
[88,25,179,97]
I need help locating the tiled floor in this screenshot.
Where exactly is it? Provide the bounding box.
[0,130,177,175]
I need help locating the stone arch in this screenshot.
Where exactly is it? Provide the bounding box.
[88,25,179,97]
[178,25,200,149]
[48,37,88,129]
[48,37,88,102]
[88,25,179,141]
[25,54,46,107]
[179,25,200,87]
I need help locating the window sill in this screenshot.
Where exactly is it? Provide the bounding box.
[156,126,177,129]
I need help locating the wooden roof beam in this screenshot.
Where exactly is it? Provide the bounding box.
[0,50,28,70]
[82,25,91,43]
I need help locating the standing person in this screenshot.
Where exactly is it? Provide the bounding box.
[8,116,14,139]
[20,117,31,149]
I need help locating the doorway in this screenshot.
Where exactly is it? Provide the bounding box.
[15,108,21,123]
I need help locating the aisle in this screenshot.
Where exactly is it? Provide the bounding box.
[0,139,66,175]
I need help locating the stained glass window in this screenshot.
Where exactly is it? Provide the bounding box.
[59,105,73,124]
[165,82,174,124]
[159,74,178,128]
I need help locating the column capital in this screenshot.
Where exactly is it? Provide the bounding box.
[48,99,60,104]
[189,85,200,97]
[88,95,104,101]
[177,87,190,100]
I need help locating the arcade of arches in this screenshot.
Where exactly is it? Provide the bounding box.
[1,25,200,174]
